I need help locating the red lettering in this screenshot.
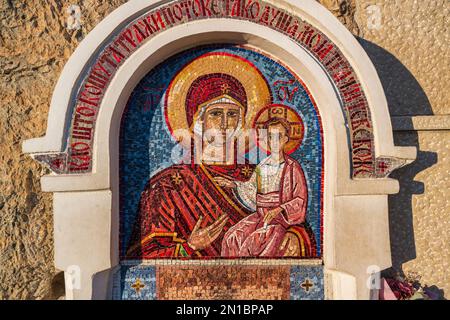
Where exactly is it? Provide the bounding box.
[76,106,96,117]
[122,28,137,48]
[306,33,321,49]
[72,126,93,141]
[350,112,371,131]
[200,0,212,17]
[323,51,343,67]
[180,1,192,20]
[99,53,117,69]
[274,79,299,102]
[231,0,242,17]
[244,0,260,20]
[79,88,100,107]
[150,11,166,31]
[259,5,270,25]
[286,19,299,37]
[161,7,175,25]
[92,61,111,78]
[224,0,231,16]
[132,23,149,43]
[314,41,334,61]
[85,73,107,90]
[342,83,363,103]
[71,142,90,152]
[210,0,221,15]
[297,25,315,45]
[269,8,281,26]
[333,67,353,83]
[68,157,90,171]
[109,46,126,64]
[172,4,184,21]
[73,113,93,126]
[84,83,103,96]
[115,37,132,53]
[192,0,202,16]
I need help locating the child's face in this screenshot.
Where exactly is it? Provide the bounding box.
[267,123,289,153]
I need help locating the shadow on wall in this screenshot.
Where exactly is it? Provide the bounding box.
[357,38,433,117]
[358,38,445,298]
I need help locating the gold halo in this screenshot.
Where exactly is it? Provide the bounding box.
[253,104,305,155]
[164,52,271,149]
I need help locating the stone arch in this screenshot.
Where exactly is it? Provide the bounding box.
[23,0,416,299]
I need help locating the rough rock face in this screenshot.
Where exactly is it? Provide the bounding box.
[0,0,448,299]
[0,0,127,300]
[318,0,360,35]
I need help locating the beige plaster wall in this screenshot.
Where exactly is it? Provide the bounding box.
[0,0,448,299]
[354,0,449,116]
[352,0,449,298]
[401,131,449,293]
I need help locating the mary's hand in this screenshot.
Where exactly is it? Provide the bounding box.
[213,177,237,188]
[187,215,229,251]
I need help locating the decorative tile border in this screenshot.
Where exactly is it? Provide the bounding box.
[121,259,324,266]
[35,0,379,178]
[113,263,325,300]
[157,265,291,300]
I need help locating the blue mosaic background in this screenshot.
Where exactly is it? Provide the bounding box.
[112,265,157,300]
[290,265,325,300]
[120,45,323,256]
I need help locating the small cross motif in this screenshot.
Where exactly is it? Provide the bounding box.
[131,278,145,294]
[301,278,314,293]
[242,166,253,177]
[221,83,231,94]
[171,172,183,185]
[51,158,63,170]
[377,161,389,174]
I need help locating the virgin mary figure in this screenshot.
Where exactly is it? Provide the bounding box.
[125,53,316,259]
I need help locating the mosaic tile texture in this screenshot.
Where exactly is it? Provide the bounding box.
[157,265,291,300]
[119,45,324,259]
[290,265,324,300]
[113,265,157,300]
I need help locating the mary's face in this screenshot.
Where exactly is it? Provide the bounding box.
[202,103,241,145]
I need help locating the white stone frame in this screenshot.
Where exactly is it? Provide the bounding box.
[23,0,416,300]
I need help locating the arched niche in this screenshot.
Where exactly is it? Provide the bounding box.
[23,0,416,300]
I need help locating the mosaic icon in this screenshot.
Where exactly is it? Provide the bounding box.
[120,45,324,260]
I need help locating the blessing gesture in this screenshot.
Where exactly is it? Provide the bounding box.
[188,215,229,251]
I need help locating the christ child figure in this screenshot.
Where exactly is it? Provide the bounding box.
[215,115,308,257]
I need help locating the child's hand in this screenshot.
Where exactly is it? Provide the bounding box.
[213,177,236,188]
